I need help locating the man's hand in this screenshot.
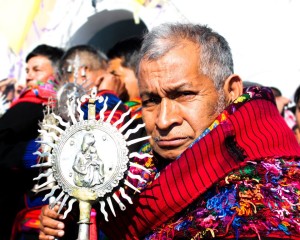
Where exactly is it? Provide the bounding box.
[39,204,65,240]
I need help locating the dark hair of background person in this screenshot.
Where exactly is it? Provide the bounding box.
[107,36,143,70]
[294,85,300,105]
[25,44,64,65]
[289,85,300,115]
[270,86,282,98]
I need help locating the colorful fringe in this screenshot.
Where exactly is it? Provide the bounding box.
[144,157,300,239]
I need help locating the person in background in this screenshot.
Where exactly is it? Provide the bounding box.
[60,42,146,136]
[58,44,130,123]
[59,44,107,83]
[0,78,16,117]
[270,86,296,129]
[39,23,300,239]
[292,85,300,144]
[107,36,147,151]
[0,44,64,240]
[59,44,125,95]
[0,78,17,101]
[107,36,143,103]
[24,45,63,89]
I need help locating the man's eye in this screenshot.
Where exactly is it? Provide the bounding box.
[171,91,195,100]
[110,70,121,77]
[33,68,41,72]
[142,97,160,107]
[181,91,194,96]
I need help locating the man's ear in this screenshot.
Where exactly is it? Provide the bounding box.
[223,74,243,104]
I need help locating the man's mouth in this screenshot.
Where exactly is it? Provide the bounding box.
[26,79,34,85]
[154,137,189,148]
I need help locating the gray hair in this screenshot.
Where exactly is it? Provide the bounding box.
[136,23,234,90]
[59,45,108,78]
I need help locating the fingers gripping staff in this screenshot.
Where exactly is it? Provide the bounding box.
[32,86,150,240]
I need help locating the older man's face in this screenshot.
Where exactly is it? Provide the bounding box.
[139,41,221,161]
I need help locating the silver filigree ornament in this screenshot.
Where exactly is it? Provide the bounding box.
[32,86,151,240]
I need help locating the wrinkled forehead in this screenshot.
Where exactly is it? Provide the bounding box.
[138,43,202,93]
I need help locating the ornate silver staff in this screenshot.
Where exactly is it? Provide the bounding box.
[32,85,151,240]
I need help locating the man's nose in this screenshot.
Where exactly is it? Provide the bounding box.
[156,98,182,130]
[26,70,34,80]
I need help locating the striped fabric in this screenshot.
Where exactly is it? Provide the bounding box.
[100,88,300,239]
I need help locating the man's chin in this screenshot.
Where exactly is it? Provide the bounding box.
[26,81,35,88]
[154,147,184,162]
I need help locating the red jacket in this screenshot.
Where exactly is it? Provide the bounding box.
[100,87,300,239]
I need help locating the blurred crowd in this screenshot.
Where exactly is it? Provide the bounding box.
[0,38,144,240]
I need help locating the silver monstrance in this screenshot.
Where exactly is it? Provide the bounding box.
[32,85,150,240]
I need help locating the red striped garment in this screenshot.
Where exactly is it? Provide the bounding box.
[99,87,300,239]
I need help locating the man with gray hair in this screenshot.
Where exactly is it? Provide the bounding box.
[40,23,300,239]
